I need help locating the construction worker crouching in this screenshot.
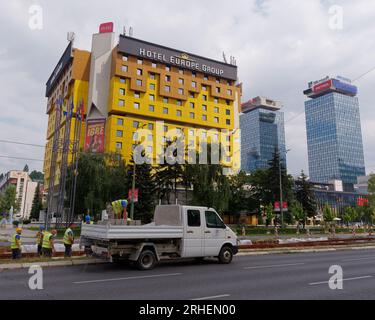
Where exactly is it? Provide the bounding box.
[11,228,22,260]
[63,224,75,258]
[36,225,45,256]
[42,229,57,258]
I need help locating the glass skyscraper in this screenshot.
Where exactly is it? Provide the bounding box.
[240,96,286,173]
[304,77,366,191]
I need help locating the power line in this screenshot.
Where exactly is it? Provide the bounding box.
[0,139,44,148]
[0,155,44,162]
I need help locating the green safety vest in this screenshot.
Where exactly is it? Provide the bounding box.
[112,200,126,215]
[11,233,21,250]
[42,232,53,249]
[63,228,73,245]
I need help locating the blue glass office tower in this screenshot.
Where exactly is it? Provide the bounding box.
[240,96,286,173]
[304,77,366,191]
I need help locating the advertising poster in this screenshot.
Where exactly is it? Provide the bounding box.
[84,119,106,153]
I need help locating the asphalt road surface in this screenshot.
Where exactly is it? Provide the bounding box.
[2,249,375,300]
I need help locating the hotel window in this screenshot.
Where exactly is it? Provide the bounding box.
[137,59,143,65]
[150,83,155,90]
[116,130,123,137]
[226,100,230,105]
[119,88,125,95]
[135,92,140,98]
[192,72,196,78]
[178,88,184,95]
[202,95,207,101]
[133,132,139,140]
[116,142,122,149]
[216,78,220,84]
[227,81,232,86]
[214,107,219,113]
[202,115,207,121]
[136,79,142,86]
[163,125,168,132]
[148,123,154,130]
[179,78,184,85]
[150,73,156,80]
[177,100,182,106]
[163,107,168,114]
[214,117,219,123]
[202,85,207,91]
[118,99,125,107]
[204,75,208,81]
[227,89,232,95]
[166,66,171,71]
[176,110,182,117]
[202,105,207,111]
[214,98,219,103]
[192,81,197,88]
[149,94,155,101]
[134,102,140,109]
[216,87,221,93]
[189,129,194,136]
[137,69,143,76]
[226,119,231,125]
[121,65,128,72]
[117,118,124,126]
[119,77,126,84]
[165,86,171,93]
[190,112,195,119]
[133,121,140,128]
[190,102,195,109]
[179,69,184,75]
[226,109,231,115]
[165,75,171,82]
[147,134,153,141]
[122,55,128,62]
[226,156,231,162]
[163,98,168,103]
[149,105,155,112]
[189,93,195,98]
[152,62,157,68]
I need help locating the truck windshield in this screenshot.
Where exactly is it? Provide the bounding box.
[205,211,225,229]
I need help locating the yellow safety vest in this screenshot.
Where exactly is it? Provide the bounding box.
[112,200,126,215]
[36,231,44,245]
[63,228,73,245]
[11,233,21,249]
[42,232,53,249]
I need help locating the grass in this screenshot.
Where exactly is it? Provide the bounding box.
[0,255,89,265]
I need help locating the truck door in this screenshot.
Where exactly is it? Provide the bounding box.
[203,210,227,256]
[183,208,204,257]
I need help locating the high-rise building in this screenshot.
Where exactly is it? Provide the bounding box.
[304,76,366,191]
[240,96,286,173]
[43,23,242,213]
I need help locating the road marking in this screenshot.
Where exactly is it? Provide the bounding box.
[191,294,230,300]
[342,256,375,262]
[244,262,305,270]
[309,275,372,286]
[73,272,182,284]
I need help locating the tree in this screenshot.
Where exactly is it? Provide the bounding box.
[29,170,44,182]
[248,169,273,207]
[0,185,19,213]
[290,202,305,225]
[343,206,357,226]
[368,174,375,209]
[323,205,335,223]
[23,164,29,173]
[295,170,316,218]
[265,204,275,227]
[30,184,43,220]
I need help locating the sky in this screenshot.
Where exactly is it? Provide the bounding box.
[0,0,374,177]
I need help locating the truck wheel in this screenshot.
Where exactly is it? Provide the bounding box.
[137,250,157,270]
[218,246,233,264]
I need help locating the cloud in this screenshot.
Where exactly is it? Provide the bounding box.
[0,0,374,177]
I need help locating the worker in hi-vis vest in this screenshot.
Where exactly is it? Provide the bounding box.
[42,229,57,258]
[11,228,22,260]
[111,199,128,220]
[63,224,74,257]
[36,225,45,256]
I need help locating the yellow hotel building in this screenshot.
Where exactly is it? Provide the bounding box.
[44,24,241,213]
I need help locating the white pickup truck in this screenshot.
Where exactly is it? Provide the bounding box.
[80,205,239,270]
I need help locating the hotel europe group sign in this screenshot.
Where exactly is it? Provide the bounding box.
[119,35,237,81]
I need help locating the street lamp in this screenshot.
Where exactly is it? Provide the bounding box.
[279,148,291,226]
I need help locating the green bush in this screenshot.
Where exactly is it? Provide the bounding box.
[22,219,31,225]
[12,220,19,227]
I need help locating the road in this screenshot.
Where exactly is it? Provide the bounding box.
[2,249,375,300]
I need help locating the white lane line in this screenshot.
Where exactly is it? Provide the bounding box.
[73,272,182,284]
[342,257,375,262]
[191,294,230,300]
[244,262,305,270]
[309,275,372,286]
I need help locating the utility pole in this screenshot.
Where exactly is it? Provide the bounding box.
[278,148,291,226]
[130,161,136,220]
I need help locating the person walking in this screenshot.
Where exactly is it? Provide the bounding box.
[63,224,74,257]
[36,225,45,256]
[11,228,22,259]
[42,229,57,258]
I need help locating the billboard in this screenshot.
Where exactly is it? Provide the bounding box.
[118,35,237,80]
[332,79,358,96]
[312,79,332,93]
[99,22,114,34]
[84,119,106,153]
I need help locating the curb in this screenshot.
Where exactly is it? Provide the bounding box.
[0,258,107,270]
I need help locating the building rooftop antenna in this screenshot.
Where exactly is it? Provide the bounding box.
[129,27,133,37]
[67,32,75,43]
[122,26,127,36]
[223,52,228,63]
